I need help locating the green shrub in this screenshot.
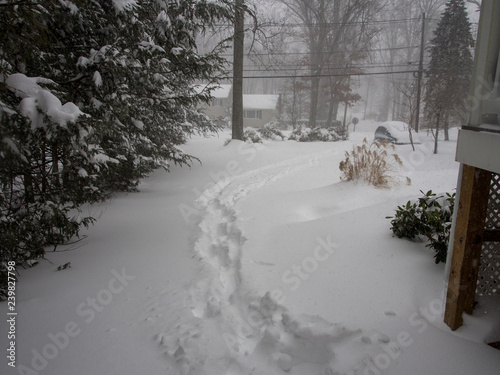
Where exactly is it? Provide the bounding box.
[388,190,456,264]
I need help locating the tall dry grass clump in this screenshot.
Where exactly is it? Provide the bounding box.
[339,138,404,188]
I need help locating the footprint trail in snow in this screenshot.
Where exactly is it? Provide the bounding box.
[149,151,388,375]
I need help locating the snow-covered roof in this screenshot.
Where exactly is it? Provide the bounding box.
[211,84,232,98]
[243,94,279,110]
[193,85,279,109]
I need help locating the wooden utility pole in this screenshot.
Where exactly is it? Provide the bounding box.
[415,13,425,133]
[232,0,244,140]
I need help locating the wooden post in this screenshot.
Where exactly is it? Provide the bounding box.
[232,0,244,140]
[444,164,492,330]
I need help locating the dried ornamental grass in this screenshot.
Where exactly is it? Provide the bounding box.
[339,138,404,188]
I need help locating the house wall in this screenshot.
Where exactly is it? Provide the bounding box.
[244,108,277,128]
[197,90,279,128]
[455,0,500,173]
[468,0,500,128]
[199,98,228,121]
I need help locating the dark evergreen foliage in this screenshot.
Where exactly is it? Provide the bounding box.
[388,190,456,264]
[0,0,235,299]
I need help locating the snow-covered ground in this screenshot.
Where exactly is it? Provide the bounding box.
[3,121,500,375]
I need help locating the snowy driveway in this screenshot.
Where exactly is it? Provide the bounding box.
[3,126,500,375]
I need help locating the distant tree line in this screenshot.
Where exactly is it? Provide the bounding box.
[245,0,476,141]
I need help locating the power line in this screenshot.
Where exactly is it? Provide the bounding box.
[219,45,421,58]
[239,62,423,73]
[213,17,423,28]
[230,69,420,80]
[212,18,478,29]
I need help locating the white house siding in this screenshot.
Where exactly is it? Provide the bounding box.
[201,98,228,121]
[243,94,279,128]
[195,85,279,128]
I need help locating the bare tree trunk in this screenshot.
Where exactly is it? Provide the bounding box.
[62,148,71,191]
[52,142,61,189]
[334,101,340,120]
[279,0,379,127]
[326,85,336,127]
[24,171,34,205]
[309,75,320,128]
[444,111,449,141]
[434,112,440,154]
[291,80,298,129]
[41,145,47,194]
[326,102,334,127]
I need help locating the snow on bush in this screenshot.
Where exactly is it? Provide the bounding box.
[288,126,340,142]
[7,73,84,128]
[244,129,263,144]
[387,190,455,264]
[112,0,138,13]
[257,125,286,141]
[224,126,287,145]
[339,138,403,188]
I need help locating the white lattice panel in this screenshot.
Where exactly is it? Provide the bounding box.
[477,173,500,296]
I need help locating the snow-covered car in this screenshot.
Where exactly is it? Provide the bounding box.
[374,121,421,144]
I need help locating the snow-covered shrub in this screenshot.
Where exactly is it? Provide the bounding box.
[288,126,340,142]
[0,86,98,300]
[0,192,96,300]
[265,117,289,130]
[223,129,263,146]
[244,129,263,144]
[257,125,286,141]
[225,126,285,144]
[339,138,403,188]
[387,190,455,264]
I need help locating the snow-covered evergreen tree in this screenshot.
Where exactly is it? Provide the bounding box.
[0,0,235,299]
[424,0,474,153]
[66,0,235,190]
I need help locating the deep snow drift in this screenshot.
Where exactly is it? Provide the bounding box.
[2,121,500,375]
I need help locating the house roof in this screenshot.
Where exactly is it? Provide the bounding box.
[211,84,232,98]
[193,84,279,109]
[243,94,279,110]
